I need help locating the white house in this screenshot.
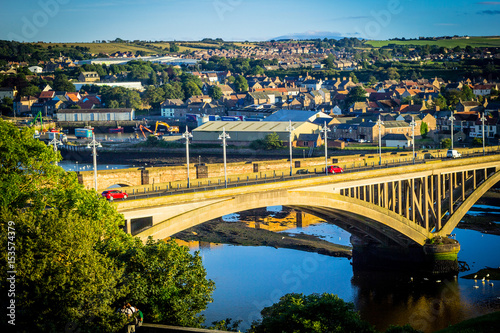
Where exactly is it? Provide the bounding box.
[382,133,412,148]
[28,66,43,74]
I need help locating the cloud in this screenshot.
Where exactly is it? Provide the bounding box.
[477,1,500,4]
[478,9,500,14]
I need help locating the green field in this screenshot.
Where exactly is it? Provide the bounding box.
[366,36,500,48]
[35,42,160,55]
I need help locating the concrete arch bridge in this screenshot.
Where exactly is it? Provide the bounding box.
[115,155,500,252]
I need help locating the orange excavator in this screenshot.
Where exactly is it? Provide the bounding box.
[154,121,179,135]
[139,125,155,139]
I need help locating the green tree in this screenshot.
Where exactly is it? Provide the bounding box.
[52,73,76,92]
[368,75,377,86]
[183,80,202,98]
[346,86,367,107]
[249,293,375,333]
[349,72,359,83]
[0,97,14,116]
[472,137,483,147]
[163,82,185,100]
[0,120,127,332]
[208,85,223,100]
[461,85,475,101]
[0,120,216,331]
[432,94,448,110]
[441,138,452,149]
[170,43,180,52]
[143,85,165,109]
[420,122,429,138]
[384,67,400,80]
[109,238,215,328]
[109,99,120,108]
[234,75,248,93]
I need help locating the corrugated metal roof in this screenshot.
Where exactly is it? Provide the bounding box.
[193,121,308,132]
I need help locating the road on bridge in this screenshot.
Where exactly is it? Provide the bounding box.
[114,150,499,202]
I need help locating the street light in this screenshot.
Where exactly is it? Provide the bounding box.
[480,113,486,156]
[48,135,63,166]
[410,116,416,164]
[321,121,331,175]
[182,126,193,188]
[376,115,384,165]
[86,133,102,191]
[218,127,230,188]
[449,114,455,150]
[286,120,295,176]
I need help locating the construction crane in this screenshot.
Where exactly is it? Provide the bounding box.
[154,121,179,135]
[138,124,155,139]
[30,111,44,130]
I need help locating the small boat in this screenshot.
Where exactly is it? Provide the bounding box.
[109,127,124,133]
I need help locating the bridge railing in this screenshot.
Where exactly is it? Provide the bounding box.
[119,149,499,201]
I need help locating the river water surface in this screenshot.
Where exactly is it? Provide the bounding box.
[192,205,500,332]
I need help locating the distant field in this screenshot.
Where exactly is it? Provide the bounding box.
[35,42,159,55]
[366,36,500,48]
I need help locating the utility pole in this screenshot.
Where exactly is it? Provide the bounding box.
[286,120,295,176]
[376,115,384,165]
[321,121,331,175]
[182,126,193,188]
[410,116,416,164]
[87,133,102,191]
[218,127,230,188]
[481,113,486,156]
[449,114,455,150]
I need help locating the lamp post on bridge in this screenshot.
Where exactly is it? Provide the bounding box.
[449,114,455,150]
[376,115,384,165]
[218,127,230,188]
[86,133,102,191]
[286,120,295,176]
[321,121,331,175]
[48,135,63,166]
[481,113,486,156]
[182,126,193,188]
[410,116,416,164]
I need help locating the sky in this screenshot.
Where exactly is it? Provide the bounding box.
[1,0,499,42]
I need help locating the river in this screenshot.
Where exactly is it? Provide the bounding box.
[186,205,500,332]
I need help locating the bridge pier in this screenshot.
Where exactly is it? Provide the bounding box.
[351,236,460,276]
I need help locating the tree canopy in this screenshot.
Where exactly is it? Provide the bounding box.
[249,293,375,333]
[0,120,215,332]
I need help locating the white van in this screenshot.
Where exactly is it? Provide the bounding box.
[447,149,461,158]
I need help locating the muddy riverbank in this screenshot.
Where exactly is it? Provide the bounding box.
[173,218,353,258]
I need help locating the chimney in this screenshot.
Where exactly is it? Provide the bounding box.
[435,105,440,111]
[342,77,346,81]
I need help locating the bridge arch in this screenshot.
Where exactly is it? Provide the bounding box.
[440,169,500,236]
[136,190,432,246]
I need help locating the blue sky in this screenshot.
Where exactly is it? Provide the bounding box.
[1,0,499,42]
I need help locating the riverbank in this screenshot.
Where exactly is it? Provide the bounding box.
[173,218,353,258]
[456,191,500,236]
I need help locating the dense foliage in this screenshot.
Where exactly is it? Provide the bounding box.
[249,293,375,333]
[0,120,215,332]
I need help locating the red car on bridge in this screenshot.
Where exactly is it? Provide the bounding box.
[101,190,128,201]
[327,165,344,174]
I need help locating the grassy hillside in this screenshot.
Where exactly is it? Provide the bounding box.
[34,42,161,55]
[366,36,500,48]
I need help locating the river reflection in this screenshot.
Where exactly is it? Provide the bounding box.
[175,205,500,332]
